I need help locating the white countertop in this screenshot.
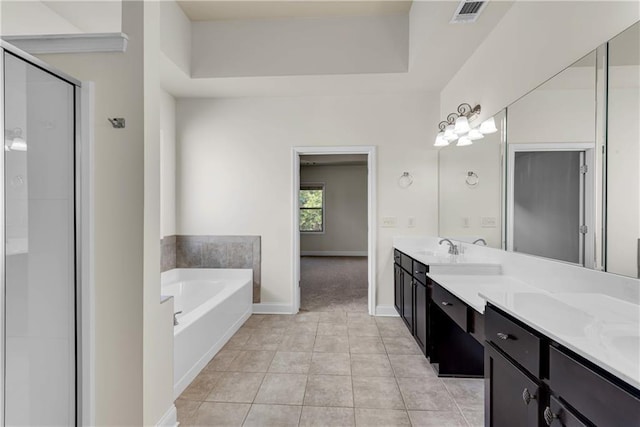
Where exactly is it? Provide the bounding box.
[479,287,640,391]
[393,236,640,391]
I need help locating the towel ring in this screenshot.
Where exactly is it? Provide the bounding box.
[466,171,479,187]
[398,172,413,189]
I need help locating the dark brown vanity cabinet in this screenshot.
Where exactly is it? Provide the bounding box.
[393,250,429,356]
[485,304,640,427]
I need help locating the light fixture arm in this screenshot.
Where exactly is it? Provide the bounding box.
[436,103,481,132]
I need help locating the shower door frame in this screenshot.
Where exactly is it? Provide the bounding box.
[0,40,93,427]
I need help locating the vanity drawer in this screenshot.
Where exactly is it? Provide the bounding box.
[546,396,587,427]
[400,252,413,273]
[393,249,401,265]
[413,260,428,285]
[432,282,467,331]
[548,345,640,427]
[485,306,543,377]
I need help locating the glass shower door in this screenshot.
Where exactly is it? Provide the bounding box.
[3,51,77,425]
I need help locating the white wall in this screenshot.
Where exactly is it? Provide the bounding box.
[36,2,158,425]
[438,111,505,249]
[161,89,177,238]
[441,1,640,123]
[300,165,367,254]
[176,94,440,308]
[159,0,191,75]
[191,14,408,78]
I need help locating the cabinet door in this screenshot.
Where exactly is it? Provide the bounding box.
[414,281,428,355]
[394,264,402,315]
[401,272,414,333]
[485,343,542,427]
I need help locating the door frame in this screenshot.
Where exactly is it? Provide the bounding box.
[506,142,595,268]
[291,146,377,315]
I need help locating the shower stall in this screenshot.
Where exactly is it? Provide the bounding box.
[1,41,83,425]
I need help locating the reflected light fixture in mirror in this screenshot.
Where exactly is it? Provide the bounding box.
[479,117,498,134]
[468,129,485,140]
[4,128,27,151]
[434,103,481,146]
[457,136,473,146]
[434,132,449,147]
[454,116,471,134]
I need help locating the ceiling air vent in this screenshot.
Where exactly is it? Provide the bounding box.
[451,0,488,24]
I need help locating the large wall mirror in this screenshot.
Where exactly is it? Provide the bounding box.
[438,20,640,279]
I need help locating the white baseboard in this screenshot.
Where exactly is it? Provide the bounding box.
[253,303,295,314]
[156,404,177,427]
[173,307,252,399]
[375,305,400,317]
[300,251,368,257]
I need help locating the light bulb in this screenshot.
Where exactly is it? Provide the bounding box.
[467,129,485,140]
[434,132,449,147]
[443,124,458,141]
[479,117,497,134]
[457,136,473,147]
[454,116,470,135]
[10,137,27,151]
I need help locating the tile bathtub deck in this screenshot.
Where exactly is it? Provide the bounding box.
[176,313,484,426]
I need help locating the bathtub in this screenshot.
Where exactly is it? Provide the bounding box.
[161,268,253,398]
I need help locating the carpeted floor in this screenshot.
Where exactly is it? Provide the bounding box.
[300,256,368,313]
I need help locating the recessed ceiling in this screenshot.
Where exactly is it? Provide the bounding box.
[178,0,412,22]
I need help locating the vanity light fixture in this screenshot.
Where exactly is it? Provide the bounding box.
[434,103,481,147]
[457,136,473,147]
[479,117,498,134]
[4,128,27,152]
[467,128,485,141]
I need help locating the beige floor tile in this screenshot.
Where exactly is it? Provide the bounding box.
[224,333,252,350]
[377,323,412,337]
[243,404,302,427]
[388,354,437,378]
[175,398,201,422]
[354,408,411,426]
[299,406,355,426]
[309,352,351,375]
[278,333,316,352]
[396,377,457,411]
[294,312,321,323]
[304,375,354,407]
[408,410,468,427]
[286,322,319,335]
[205,349,242,372]
[205,372,265,403]
[347,324,380,337]
[348,336,386,354]
[313,335,350,353]
[317,323,348,336]
[180,371,225,401]
[226,350,275,373]
[268,351,312,374]
[193,402,250,426]
[382,335,423,355]
[350,354,394,377]
[318,311,347,324]
[462,409,485,427]
[352,376,404,409]
[441,378,484,411]
[244,315,268,328]
[254,373,308,405]
[243,333,284,351]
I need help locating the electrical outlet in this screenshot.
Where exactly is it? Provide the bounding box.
[481,217,497,228]
[381,217,397,227]
[407,217,416,228]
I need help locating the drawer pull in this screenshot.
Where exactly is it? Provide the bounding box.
[496,332,510,340]
[543,407,558,426]
[441,301,452,306]
[521,388,535,405]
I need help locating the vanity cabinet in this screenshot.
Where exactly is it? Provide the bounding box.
[413,262,429,355]
[485,304,640,427]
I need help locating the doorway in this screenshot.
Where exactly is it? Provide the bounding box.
[507,143,595,267]
[291,146,376,315]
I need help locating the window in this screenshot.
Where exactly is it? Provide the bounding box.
[300,184,324,232]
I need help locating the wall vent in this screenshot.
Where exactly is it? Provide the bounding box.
[451,0,489,24]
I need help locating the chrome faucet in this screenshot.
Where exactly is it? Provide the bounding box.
[472,238,487,246]
[174,311,182,326]
[439,238,459,255]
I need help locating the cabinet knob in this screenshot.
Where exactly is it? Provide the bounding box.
[543,407,557,426]
[441,301,452,306]
[521,388,535,405]
[496,332,510,340]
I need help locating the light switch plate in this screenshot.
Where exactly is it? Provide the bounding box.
[462,217,470,228]
[407,217,416,228]
[381,217,397,227]
[481,217,497,228]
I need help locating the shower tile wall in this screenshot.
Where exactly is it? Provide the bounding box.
[162,235,261,303]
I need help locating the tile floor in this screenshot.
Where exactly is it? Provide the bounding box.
[176,312,484,426]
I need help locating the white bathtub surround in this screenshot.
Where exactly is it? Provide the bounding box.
[161,268,253,399]
[394,235,640,391]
